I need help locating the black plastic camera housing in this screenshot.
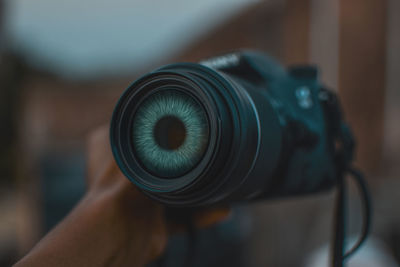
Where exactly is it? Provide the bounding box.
[110,51,340,207]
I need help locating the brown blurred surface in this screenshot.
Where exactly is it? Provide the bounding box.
[338,0,387,175]
[175,0,285,62]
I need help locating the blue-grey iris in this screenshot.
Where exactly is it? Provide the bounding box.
[132,90,209,177]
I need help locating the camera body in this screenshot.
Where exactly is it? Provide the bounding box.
[199,51,338,199]
[110,50,343,207]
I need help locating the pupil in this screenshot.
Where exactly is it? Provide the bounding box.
[154,115,186,150]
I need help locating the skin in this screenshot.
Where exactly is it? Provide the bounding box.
[14,126,230,267]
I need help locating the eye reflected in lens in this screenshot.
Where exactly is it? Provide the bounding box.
[132,90,209,177]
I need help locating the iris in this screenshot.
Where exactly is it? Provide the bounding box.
[132,90,209,177]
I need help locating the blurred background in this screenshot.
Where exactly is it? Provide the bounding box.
[0,0,399,266]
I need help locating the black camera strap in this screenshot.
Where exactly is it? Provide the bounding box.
[332,166,371,267]
[319,88,372,267]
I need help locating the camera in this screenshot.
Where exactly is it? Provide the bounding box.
[110,50,351,207]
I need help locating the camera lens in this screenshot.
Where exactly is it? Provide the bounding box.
[110,60,280,207]
[132,90,209,178]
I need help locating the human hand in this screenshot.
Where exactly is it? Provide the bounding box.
[15,125,230,267]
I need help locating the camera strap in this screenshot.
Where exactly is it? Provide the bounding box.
[332,166,371,267]
[319,88,372,267]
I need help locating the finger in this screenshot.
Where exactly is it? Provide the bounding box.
[86,124,113,188]
[147,205,168,262]
[167,207,232,233]
[193,207,231,228]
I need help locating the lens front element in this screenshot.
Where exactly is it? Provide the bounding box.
[132,90,209,178]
